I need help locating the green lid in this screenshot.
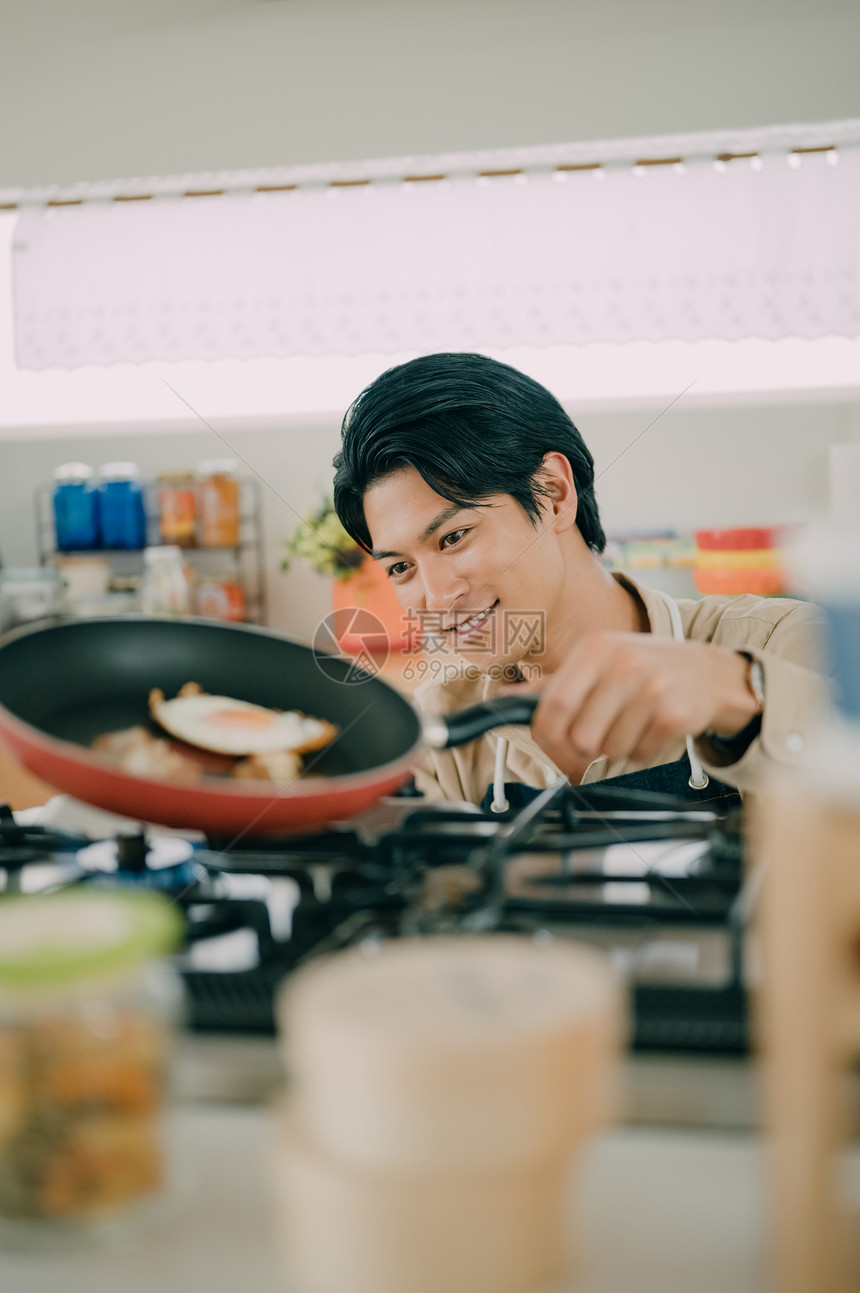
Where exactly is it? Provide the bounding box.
[0,890,182,992]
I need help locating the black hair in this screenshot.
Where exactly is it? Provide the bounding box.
[332,352,605,555]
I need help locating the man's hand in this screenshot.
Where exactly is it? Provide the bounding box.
[504,633,760,771]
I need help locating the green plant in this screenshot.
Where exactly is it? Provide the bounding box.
[282,501,366,581]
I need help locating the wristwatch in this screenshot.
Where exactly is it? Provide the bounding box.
[702,653,765,762]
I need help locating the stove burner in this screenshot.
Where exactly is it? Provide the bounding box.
[0,803,90,867]
[0,787,751,1053]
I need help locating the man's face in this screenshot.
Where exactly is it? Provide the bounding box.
[363,467,569,669]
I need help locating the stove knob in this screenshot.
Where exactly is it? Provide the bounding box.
[116,831,149,872]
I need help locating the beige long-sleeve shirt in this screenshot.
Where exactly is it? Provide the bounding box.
[411,574,830,805]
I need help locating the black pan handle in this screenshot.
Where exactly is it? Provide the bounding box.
[422,695,540,749]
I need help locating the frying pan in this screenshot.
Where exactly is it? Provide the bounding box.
[0,618,538,837]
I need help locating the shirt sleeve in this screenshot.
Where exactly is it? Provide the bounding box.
[411,747,459,802]
[693,602,832,792]
[409,675,486,804]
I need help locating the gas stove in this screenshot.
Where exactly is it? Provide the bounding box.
[0,782,750,1054]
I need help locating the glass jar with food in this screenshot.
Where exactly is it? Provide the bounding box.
[52,463,100,552]
[196,459,240,548]
[156,473,196,549]
[194,566,245,623]
[140,547,191,617]
[0,890,182,1243]
[97,463,147,550]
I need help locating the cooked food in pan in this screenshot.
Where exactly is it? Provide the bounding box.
[91,726,204,783]
[148,682,337,757]
[90,684,338,786]
[232,748,303,782]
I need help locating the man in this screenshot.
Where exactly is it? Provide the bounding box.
[333,352,828,808]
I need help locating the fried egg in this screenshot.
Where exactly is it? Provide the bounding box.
[149,684,337,757]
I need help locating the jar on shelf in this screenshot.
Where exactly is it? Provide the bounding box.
[195,570,245,622]
[52,463,100,552]
[0,568,67,634]
[156,473,196,549]
[140,547,191,617]
[98,463,147,550]
[196,459,240,548]
[0,890,182,1244]
[53,555,111,604]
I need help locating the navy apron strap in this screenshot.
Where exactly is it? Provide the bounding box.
[480,752,742,817]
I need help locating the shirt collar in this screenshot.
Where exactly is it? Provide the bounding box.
[611,571,677,640]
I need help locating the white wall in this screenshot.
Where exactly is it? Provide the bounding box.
[1,0,858,639]
[1,0,859,189]
[2,398,858,644]
[586,401,860,533]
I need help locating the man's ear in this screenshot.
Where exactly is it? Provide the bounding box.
[537,451,578,533]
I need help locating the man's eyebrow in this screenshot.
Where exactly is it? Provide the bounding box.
[370,504,471,561]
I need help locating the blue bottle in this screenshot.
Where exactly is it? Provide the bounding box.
[52,463,100,551]
[98,462,147,549]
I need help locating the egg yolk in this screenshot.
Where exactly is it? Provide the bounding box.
[203,709,277,728]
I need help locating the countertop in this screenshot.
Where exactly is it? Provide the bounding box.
[170,1033,763,1132]
[0,1031,782,1293]
[0,1103,770,1293]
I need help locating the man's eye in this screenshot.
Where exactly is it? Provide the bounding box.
[386,562,409,578]
[441,529,468,548]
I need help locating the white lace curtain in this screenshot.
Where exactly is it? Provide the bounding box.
[11,130,860,369]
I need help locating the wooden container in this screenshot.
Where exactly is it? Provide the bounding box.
[273,935,624,1293]
[754,729,860,1293]
[277,936,624,1173]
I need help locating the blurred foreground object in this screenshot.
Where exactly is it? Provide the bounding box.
[0,890,181,1244]
[274,936,624,1293]
[757,524,860,1292]
[756,742,860,1293]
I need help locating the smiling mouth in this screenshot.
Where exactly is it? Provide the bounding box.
[448,600,499,638]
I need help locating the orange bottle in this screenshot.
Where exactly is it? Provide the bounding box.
[157,473,197,548]
[196,459,240,547]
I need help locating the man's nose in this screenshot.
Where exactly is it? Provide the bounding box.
[420,560,469,614]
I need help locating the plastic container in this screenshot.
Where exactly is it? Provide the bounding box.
[694,567,785,597]
[140,547,191,617]
[196,459,240,548]
[0,890,181,1243]
[98,463,147,550]
[157,474,196,549]
[694,526,789,597]
[195,573,245,622]
[0,568,67,634]
[53,555,111,602]
[52,463,100,552]
[695,526,781,551]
